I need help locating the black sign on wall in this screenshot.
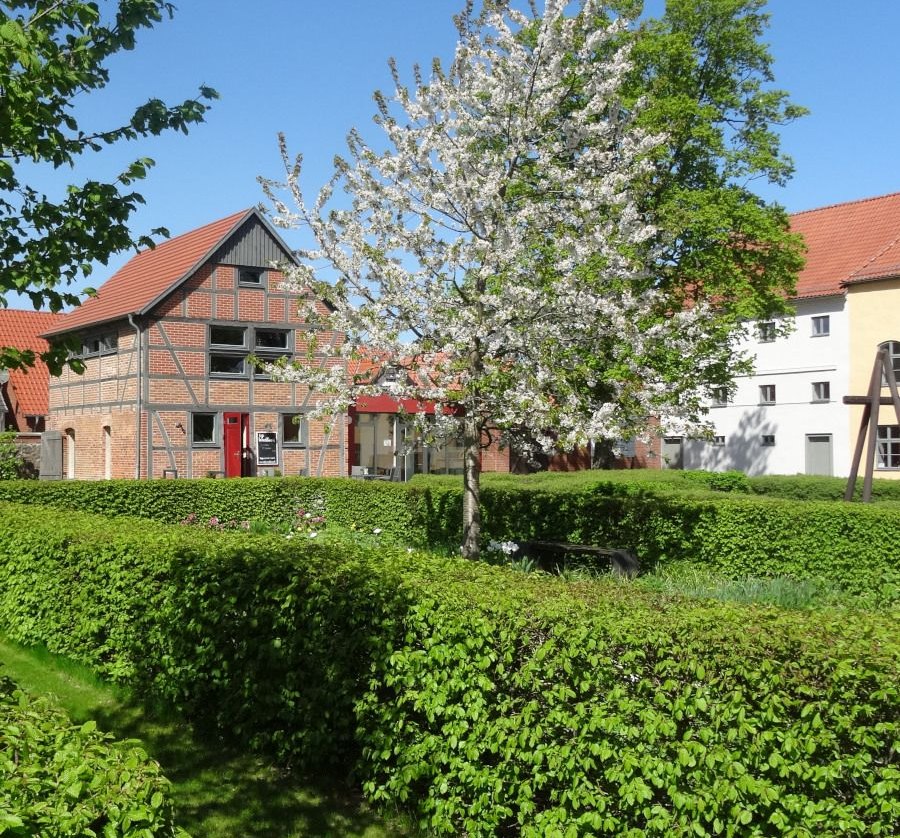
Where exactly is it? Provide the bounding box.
[256,431,278,466]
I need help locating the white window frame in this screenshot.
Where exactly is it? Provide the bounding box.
[759,384,776,405]
[880,341,900,386]
[811,315,830,337]
[876,425,900,470]
[812,381,830,403]
[757,321,776,343]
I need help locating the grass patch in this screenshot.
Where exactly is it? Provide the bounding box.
[0,635,417,838]
[628,560,873,610]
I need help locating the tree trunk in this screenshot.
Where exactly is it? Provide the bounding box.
[461,414,482,559]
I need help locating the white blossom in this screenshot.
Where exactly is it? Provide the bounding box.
[260,0,736,555]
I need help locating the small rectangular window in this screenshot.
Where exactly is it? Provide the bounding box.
[192,413,217,445]
[210,325,246,347]
[80,332,117,357]
[757,321,776,343]
[877,425,900,469]
[252,355,290,379]
[210,354,246,376]
[239,268,264,286]
[282,414,307,447]
[255,329,291,350]
[811,315,830,336]
[712,435,725,446]
[761,434,776,446]
[759,384,776,404]
[812,381,831,402]
[711,386,728,407]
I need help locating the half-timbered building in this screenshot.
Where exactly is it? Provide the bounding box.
[44,209,346,480]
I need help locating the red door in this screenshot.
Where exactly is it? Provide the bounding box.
[223,412,249,477]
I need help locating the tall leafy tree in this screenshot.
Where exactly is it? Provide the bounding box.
[263,0,752,557]
[627,0,806,360]
[1,0,217,372]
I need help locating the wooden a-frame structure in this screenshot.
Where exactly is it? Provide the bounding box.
[843,344,900,501]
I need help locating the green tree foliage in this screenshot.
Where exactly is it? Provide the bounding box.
[0,0,217,372]
[627,0,807,334]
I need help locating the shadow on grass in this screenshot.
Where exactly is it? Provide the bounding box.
[0,637,414,838]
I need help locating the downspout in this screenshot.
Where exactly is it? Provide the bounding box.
[128,314,142,479]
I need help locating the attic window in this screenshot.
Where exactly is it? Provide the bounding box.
[80,332,117,357]
[238,268,264,286]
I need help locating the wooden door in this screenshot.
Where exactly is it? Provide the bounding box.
[223,412,248,477]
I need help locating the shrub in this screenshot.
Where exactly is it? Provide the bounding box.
[0,432,25,480]
[0,501,896,835]
[358,569,900,836]
[0,675,180,837]
[0,502,409,768]
[2,473,900,599]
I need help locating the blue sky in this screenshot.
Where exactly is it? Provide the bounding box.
[18,0,900,300]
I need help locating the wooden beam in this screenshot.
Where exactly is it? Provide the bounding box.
[843,395,900,405]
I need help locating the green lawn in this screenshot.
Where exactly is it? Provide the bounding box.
[0,636,417,838]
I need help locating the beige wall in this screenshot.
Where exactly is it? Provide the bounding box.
[847,277,900,478]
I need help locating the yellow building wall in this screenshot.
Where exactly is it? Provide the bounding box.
[847,277,900,478]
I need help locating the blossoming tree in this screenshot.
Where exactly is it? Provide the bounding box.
[261,0,743,558]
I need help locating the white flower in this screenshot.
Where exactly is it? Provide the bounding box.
[309,531,318,538]
[373,527,382,535]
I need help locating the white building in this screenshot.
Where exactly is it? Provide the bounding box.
[675,193,900,478]
[681,294,849,476]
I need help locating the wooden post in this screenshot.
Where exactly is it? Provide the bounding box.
[843,346,900,502]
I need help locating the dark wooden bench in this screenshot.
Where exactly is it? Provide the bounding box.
[519,540,640,578]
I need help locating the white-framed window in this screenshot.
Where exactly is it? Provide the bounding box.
[712,435,725,446]
[711,386,728,407]
[880,340,900,386]
[759,384,776,405]
[757,321,776,343]
[191,413,217,446]
[281,414,308,447]
[812,381,831,402]
[876,425,900,469]
[811,315,830,337]
[761,434,776,447]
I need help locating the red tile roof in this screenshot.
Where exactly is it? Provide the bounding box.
[791,192,900,299]
[46,209,257,336]
[0,309,62,417]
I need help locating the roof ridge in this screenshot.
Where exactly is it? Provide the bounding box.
[847,233,900,281]
[132,207,254,256]
[791,191,900,218]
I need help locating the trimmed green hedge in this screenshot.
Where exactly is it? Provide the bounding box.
[0,675,179,837]
[0,502,897,835]
[2,474,900,599]
[0,503,405,769]
[358,566,900,836]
